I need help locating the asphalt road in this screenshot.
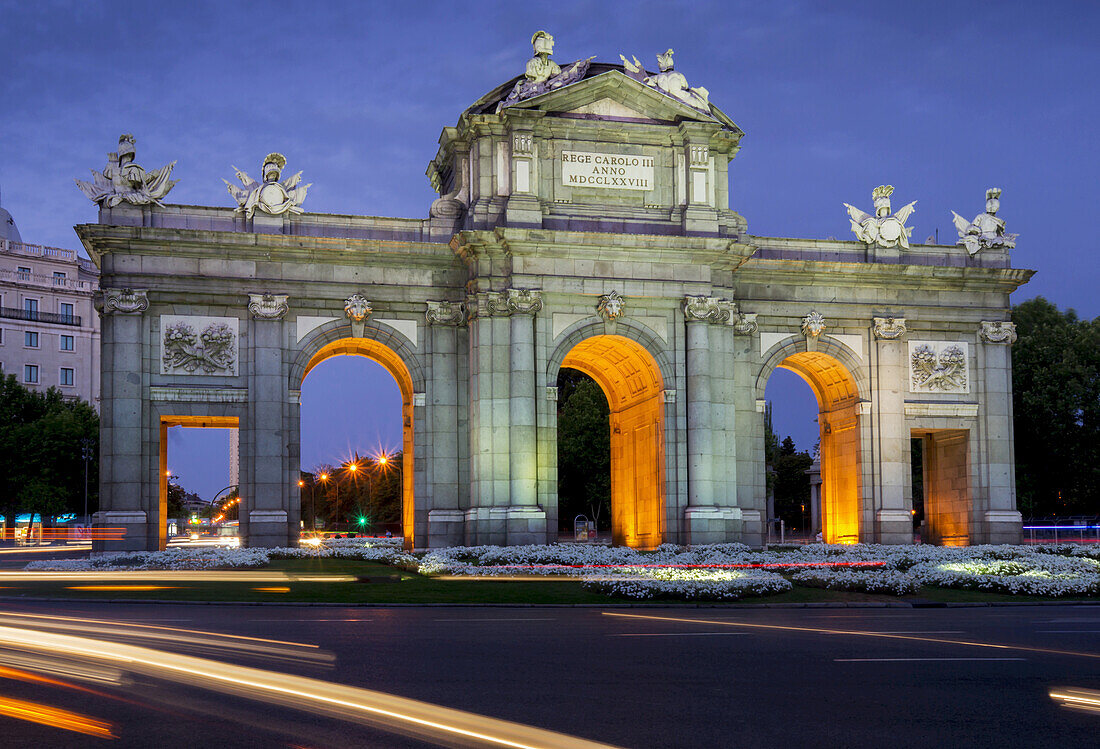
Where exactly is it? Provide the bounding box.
[0,601,1098,748]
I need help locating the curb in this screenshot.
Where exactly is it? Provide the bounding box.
[1,595,1098,609]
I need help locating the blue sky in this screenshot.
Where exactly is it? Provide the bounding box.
[3,1,1096,498]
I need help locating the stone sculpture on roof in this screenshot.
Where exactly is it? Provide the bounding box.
[76,134,178,207]
[620,48,711,113]
[225,153,311,218]
[951,188,1017,256]
[844,185,917,249]
[496,31,592,112]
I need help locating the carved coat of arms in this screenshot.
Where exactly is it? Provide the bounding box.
[909,342,968,393]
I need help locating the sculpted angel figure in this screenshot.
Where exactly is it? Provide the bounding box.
[76,134,178,207]
[225,153,310,218]
[844,185,917,249]
[951,188,1018,256]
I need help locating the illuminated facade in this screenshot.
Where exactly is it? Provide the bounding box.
[78,43,1031,551]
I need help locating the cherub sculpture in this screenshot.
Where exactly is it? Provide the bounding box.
[619,48,711,113]
[844,185,917,249]
[76,134,178,207]
[225,153,310,218]
[951,188,1017,256]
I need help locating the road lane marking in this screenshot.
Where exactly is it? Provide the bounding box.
[870,630,965,634]
[609,632,747,637]
[248,619,373,622]
[602,612,1100,661]
[433,618,556,622]
[835,657,1025,662]
[1038,630,1100,634]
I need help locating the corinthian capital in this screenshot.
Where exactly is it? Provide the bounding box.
[247,293,289,320]
[95,288,149,315]
[425,300,468,326]
[872,316,907,340]
[978,320,1017,344]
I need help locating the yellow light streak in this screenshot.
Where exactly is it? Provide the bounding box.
[0,694,115,739]
[0,571,356,582]
[602,612,1100,661]
[253,587,291,593]
[0,625,618,748]
[1050,687,1100,714]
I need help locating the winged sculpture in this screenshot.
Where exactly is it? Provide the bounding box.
[843,185,917,249]
[76,134,178,207]
[950,188,1017,256]
[224,153,310,218]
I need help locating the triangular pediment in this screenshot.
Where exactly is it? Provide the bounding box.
[504,69,742,134]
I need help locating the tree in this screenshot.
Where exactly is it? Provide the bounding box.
[0,376,98,526]
[1012,298,1100,516]
[772,436,814,531]
[557,369,611,531]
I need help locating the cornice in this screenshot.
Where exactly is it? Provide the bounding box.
[734,258,1034,293]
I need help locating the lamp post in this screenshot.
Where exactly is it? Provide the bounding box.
[344,461,359,531]
[80,437,94,527]
[318,472,330,530]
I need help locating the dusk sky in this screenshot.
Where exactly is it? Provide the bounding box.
[3,1,1096,500]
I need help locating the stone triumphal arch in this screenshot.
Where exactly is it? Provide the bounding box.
[79,35,1032,551]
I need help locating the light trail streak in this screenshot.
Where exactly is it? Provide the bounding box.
[0,625,618,748]
[0,694,115,739]
[602,612,1100,661]
[67,585,178,591]
[0,571,357,582]
[0,544,92,554]
[1050,688,1100,714]
[0,611,331,667]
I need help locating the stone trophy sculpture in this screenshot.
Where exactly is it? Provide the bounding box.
[620,48,711,113]
[76,134,178,207]
[497,31,593,111]
[844,185,917,249]
[224,153,311,218]
[951,188,1018,256]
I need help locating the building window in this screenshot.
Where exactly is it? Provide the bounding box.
[17,266,31,280]
[60,368,74,387]
[60,302,74,322]
[0,328,4,345]
[24,364,38,384]
[23,298,38,321]
[53,271,67,286]
[24,330,39,348]
[60,334,74,351]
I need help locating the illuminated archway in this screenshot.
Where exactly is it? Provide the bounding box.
[774,350,862,544]
[559,335,665,548]
[302,338,415,549]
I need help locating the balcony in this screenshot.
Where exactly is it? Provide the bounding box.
[0,307,82,327]
[0,267,94,291]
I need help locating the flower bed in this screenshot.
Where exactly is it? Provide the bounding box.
[908,554,1100,597]
[582,567,792,601]
[790,567,921,596]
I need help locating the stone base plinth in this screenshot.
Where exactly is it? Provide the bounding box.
[739,509,765,548]
[875,509,915,545]
[463,507,547,545]
[427,509,466,548]
[683,506,743,546]
[92,510,152,553]
[979,510,1023,545]
[245,510,292,548]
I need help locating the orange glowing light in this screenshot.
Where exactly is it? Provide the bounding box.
[347,463,358,473]
[298,480,305,487]
[253,586,291,593]
[0,694,115,739]
[319,473,329,481]
[66,585,179,591]
[376,455,389,466]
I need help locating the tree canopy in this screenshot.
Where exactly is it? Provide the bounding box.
[556,369,611,531]
[0,375,98,522]
[1012,297,1100,516]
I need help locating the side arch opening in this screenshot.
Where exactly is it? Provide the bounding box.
[559,334,665,549]
[773,351,862,544]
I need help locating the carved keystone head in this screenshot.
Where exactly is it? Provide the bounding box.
[344,294,372,322]
[597,291,625,321]
[801,311,826,338]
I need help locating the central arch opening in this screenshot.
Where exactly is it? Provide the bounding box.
[772,350,862,544]
[301,339,414,549]
[558,334,665,548]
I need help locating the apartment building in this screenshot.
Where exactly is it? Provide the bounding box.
[0,193,100,408]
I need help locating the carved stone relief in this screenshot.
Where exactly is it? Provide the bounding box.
[909,340,969,394]
[247,293,289,320]
[161,316,239,376]
[425,300,468,326]
[682,295,729,323]
[597,291,625,322]
[96,287,149,315]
